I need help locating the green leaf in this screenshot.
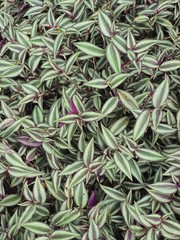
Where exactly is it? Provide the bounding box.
[159,60,180,72]
[106,43,121,74]
[83,138,94,166]
[148,182,177,195]
[60,162,83,176]
[118,90,139,111]
[100,185,126,201]
[98,10,112,37]
[127,30,136,49]
[0,60,14,71]
[110,73,131,89]
[114,151,132,180]
[110,117,129,135]
[74,182,88,208]
[0,65,23,78]
[147,189,171,203]
[52,209,81,226]
[0,117,27,139]
[65,52,80,75]
[135,148,166,162]
[152,78,169,108]
[54,33,64,58]
[48,100,60,127]
[162,220,180,236]
[16,31,32,48]
[5,151,28,168]
[134,39,157,53]
[33,177,46,204]
[102,125,118,149]
[19,205,36,224]
[0,194,21,206]
[133,110,150,141]
[51,230,80,240]
[22,222,51,235]
[82,112,103,121]
[84,79,108,89]
[68,168,88,188]
[88,219,100,240]
[101,97,118,115]
[112,34,127,53]
[74,42,105,57]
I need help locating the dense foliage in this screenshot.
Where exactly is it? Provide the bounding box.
[0,0,180,239]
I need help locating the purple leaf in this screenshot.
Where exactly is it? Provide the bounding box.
[16,136,42,147]
[70,100,79,114]
[88,190,97,209]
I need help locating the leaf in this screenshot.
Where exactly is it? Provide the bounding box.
[159,60,180,72]
[147,189,171,203]
[54,33,63,58]
[114,151,132,180]
[127,30,136,49]
[101,125,118,149]
[48,100,60,127]
[106,43,121,74]
[148,182,177,195]
[8,166,43,178]
[16,31,32,48]
[101,97,118,115]
[0,60,14,71]
[41,70,58,82]
[100,185,126,201]
[55,114,79,124]
[0,117,26,139]
[162,220,180,236]
[22,222,51,235]
[110,117,129,135]
[5,151,28,168]
[33,177,46,204]
[118,90,139,110]
[88,219,100,240]
[65,52,80,75]
[33,106,43,125]
[51,230,80,240]
[98,10,112,37]
[129,159,143,183]
[142,56,158,68]
[152,78,169,108]
[135,148,166,162]
[113,34,127,53]
[152,109,163,130]
[133,110,150,141]
[45,181,66,201]
[60,162,83,176]
[47,8,55,26]
[83,138,94,166]
[134,39,157,53]
[0,194,21,206]
[20,205,36,224]
[68,168,88,188]
[82,112,103,121]
[52,209,81,226]
[74,182,88,208]
[110,73,131,89]
[74,42,105,57]
[84,79,108,89]
[0,65,23,78]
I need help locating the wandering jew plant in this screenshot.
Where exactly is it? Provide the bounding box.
[0,0,180,239]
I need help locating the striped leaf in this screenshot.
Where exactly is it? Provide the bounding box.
[106,43,121,74]
[98,10,112,37]
[114,151,132,180]
[74,42,105,57]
